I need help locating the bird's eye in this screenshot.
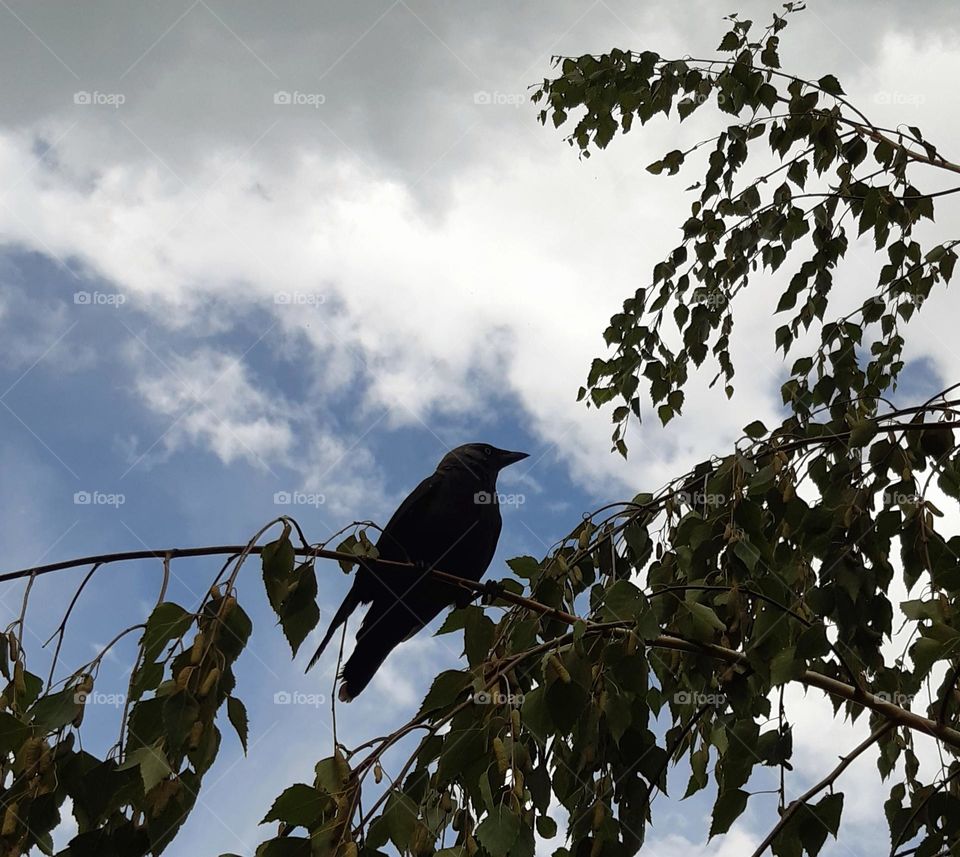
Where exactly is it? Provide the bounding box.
[483,446,493,457]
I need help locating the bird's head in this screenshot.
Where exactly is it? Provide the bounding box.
[437,443,529,484]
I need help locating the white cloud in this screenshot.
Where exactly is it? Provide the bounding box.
[645,826,757,857]
[130,345,294,468]
[0,118,755,500]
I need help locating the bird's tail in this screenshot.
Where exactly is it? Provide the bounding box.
[338,634,398,702]
[305,586,361,673]
[338,604,421,702]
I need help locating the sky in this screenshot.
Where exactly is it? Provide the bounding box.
[0,1,959,855]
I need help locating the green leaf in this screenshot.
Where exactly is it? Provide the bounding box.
[911,636,945,677]
[436,607,472,635]
[437,726,487,786]
[520,686,553,743]
[685,601,727,640]
[0,712,30,756]
[252,839,311,857]
[848,420,878,447]
[334,534,359,573]
[384,791,419,850]
[624,524,650,561]
[717,31,740,51]
[262,533,296,613]
[219,600,254,661]
[733,539,760,573]
[817,74,844,96]
[130,660,164,701]
[507,556,540,579]
[476,807,521,857]
[464,609,496,667]
[418,670,472,716]
[118,744,172,793]
[770,646,801,686]
[709,788,749,837]
[261,783,325,828]
[796,624,831,659]
[901,599,941,621]
[684,745,710,798]
[799,792,844,854]
[278,563,321,657]
[545,680,589,733]
[28,688,82,731]
[601,688,632,743]
[814,792,843,835]
[142,602,193,662]
[227,696,248,754]
[536,815,558,839]
[161,689,198,751]
[600,580,644,621]
[941,249,957,282]
[743,420,767,439]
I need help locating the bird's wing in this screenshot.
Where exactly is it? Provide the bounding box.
[472,513,502,580]
[339,595,423,701]
[374,473,442,562]
[452,512,502,608]
[309,474,440,675]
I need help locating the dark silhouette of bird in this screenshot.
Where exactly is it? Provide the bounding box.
[305,443,528,701]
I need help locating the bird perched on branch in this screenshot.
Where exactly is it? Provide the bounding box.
[305,443,529,702]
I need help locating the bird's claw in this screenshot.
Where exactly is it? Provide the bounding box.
[481,579,506,604]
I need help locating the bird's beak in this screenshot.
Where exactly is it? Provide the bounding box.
[498,450,529,467]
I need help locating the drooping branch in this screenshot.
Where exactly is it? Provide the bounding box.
[651,634,960,749]
[750,720,896,857]
[4,539,960,750]
[890,766,960,856]
[0,543,578,625]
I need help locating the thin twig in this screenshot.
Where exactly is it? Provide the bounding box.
[44,562,101,688]
[890,766,960,856]
[751,720,896,857]
[13,572,37,651]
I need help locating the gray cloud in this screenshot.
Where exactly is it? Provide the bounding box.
[2,0,953,196]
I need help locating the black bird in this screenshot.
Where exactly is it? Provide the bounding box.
[306,443,528,701]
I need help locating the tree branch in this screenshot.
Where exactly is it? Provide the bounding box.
[750,721,896,857]
[5,542,960,749]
